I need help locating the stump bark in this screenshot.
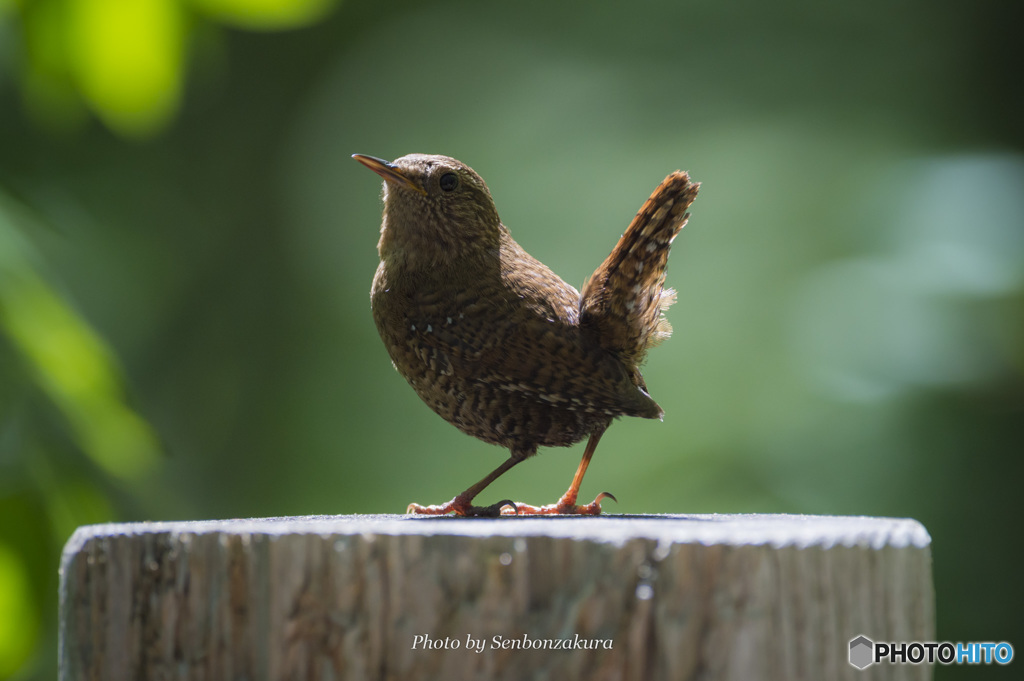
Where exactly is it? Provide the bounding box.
[59,514,934,680]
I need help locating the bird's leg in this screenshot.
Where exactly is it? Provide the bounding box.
[407,451,528,517]
[501,424,616,516]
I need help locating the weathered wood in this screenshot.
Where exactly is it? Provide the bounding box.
[59,514,933,680]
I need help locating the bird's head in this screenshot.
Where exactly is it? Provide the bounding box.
[353,153,502,268]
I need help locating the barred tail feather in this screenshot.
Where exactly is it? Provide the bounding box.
[579,171,698,364]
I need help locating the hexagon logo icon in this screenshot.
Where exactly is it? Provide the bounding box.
[849,635,874,669]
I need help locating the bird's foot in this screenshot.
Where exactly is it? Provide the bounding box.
[407,497,517,517]
[499,491,617,516]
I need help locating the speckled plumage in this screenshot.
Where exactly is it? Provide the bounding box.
[354,153,699,515]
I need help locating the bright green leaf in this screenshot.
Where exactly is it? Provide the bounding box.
[0,543,38,679]
[191,0,338,30]
[0,201,161,481]
[18,0,88,132]
[68,0,185,137]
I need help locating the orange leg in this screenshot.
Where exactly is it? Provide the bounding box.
[407,453,525,517]
[407,425,616,517]
[500,424,616,516]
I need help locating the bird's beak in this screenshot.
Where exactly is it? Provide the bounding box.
[352,154,427,196]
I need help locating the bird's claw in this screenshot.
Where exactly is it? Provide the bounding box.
[407,493,614,516]
[492,500,518,516]
[497,491,618,515]
[569,491,617,515]
[406,501,449,515]
[406,498,517,517]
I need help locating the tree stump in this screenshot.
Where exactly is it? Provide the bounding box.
[59,514,933,680]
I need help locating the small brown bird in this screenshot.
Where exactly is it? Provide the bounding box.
[353,153,698,516]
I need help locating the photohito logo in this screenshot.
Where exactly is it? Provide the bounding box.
[849,635,1014,669]
[849,636,874,670]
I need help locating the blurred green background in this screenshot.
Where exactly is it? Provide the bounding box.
[1,0,1021,678]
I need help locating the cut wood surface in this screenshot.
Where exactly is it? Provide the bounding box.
[59,514,934,681]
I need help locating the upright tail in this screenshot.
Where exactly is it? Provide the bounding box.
[580,170,699,366]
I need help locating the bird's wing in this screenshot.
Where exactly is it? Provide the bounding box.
[396,240,661,419]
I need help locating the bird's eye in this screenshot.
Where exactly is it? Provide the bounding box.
[439,172,459,192]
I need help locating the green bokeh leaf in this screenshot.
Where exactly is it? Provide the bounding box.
[0,542,38,678]
[0,198,161,481]
[68,0,185,137]
[190,0,338,30]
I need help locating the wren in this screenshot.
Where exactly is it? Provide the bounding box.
[353,153,699,516]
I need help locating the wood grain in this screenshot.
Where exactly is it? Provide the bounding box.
[59,514,934,680]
